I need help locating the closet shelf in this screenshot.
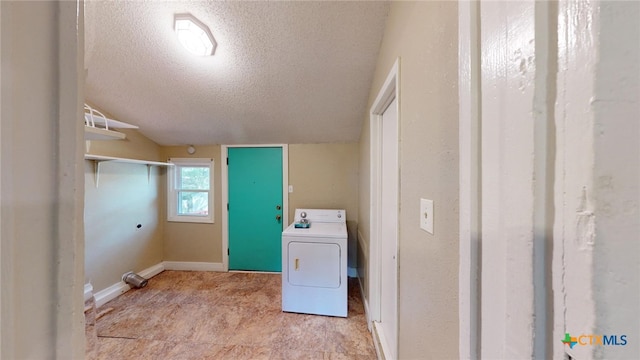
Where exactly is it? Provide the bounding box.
[84,103,138,141]
[84,113,139,129]
[85,154,172,167]
[84,126,127,141]
[85,154,173,187]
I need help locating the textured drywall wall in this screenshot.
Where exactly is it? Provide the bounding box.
[1,1,85,358]
[359,2,459,358]
[161,145,222,263]
[288,143,359,222]
[289,143,359,271]
[85,130,165,292]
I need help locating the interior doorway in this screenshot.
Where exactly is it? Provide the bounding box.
[369,59,399,359]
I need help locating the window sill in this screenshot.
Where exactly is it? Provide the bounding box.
[167,216,214,224]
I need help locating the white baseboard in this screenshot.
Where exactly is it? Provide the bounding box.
[372,322,386,360]
[348,267,358,278]
[162,261,224,272]
[357,229,369,255]
[94,280,131,308]
[229,270,281,274]
[356,231,371,329]
[139,262,165,279]
[358,272,372,330]
[84,283,94,302]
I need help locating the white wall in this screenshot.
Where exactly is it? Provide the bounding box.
[552,1,599,358]
[551,1,640,358]
[460,1,640,358]
[575,1,639,359]
[1,1,85,358]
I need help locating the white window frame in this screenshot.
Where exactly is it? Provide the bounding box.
[167,157,214,223]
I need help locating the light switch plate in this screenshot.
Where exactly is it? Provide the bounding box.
[288,185,294,193]
[420,198,433,234]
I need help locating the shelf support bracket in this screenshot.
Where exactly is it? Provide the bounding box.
[147,165,152,183]
[92,160,102,188]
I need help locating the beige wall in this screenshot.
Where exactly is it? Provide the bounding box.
[288,143,359,222]
[358,111,372,300]
[85,130,165,292]
[289,143,360,270]
[1,1,85,358]
[359,2,459,359]
[160,144,358,264]
[160,146,222,262]
[87,141,358,274]
[84,161,164,291]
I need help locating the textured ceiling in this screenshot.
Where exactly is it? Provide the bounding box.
[85,1,389,145]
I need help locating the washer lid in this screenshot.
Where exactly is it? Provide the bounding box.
[283,222,347,238]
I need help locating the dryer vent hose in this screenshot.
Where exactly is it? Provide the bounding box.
[122,272,148,289]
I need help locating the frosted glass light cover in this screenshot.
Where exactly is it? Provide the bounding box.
[174,14,216,56]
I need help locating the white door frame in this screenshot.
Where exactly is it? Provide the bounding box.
[221,144,289,272]
[458,1,481,359]
[0,3,4,354]
[369,58,400,358]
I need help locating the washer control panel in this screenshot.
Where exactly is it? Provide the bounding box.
[293,209,346,223]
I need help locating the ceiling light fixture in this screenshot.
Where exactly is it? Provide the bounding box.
[174,13,216,57]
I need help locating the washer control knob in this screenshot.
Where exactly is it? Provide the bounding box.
[300,211,307,219]
[337,213,342,219]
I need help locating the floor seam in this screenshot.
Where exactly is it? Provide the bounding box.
[97,335,140,340]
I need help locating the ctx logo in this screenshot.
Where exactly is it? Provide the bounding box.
[561,333,627,348]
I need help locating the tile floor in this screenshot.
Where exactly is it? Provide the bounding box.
[86,271,376,359]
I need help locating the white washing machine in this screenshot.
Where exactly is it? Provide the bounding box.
[282,209,347,317]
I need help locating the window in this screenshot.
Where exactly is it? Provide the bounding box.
[167,158,214,223]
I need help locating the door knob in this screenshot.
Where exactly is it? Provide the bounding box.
[276,214,282,222]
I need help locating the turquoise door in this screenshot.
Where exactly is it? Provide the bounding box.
[228,147,283,271]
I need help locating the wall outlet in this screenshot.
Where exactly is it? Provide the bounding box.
[420,198,434,234]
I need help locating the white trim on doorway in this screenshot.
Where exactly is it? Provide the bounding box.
[0,4,4,354]
[369,58,400,360]
[458,1,481,359]
[220,144,289,272]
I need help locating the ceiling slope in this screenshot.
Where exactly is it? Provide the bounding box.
[85,1,389,145]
